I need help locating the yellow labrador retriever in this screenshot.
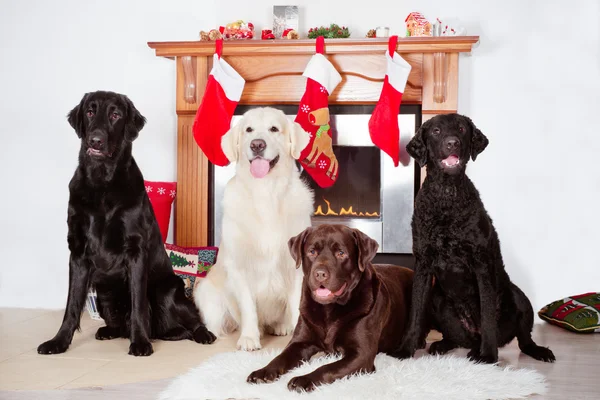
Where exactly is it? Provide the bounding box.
[194,107,314,351]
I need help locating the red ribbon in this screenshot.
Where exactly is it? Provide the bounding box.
[215,38,223,59]
[316,36,325,54]
[388,35,398,57]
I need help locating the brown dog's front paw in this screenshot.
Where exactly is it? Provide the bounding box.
[128,341,154,357]
[247,367,282,384]
[287,375,318,393]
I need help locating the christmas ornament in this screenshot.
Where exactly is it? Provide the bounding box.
[199,29,224,41]
[220,20,254,40]
[368,35,412,167]
[295,36,342,188]
[307,24,350,39]
[405,12,432,37]
[261,29,276,40]
[192,39,245,166]
[283,28,299,39]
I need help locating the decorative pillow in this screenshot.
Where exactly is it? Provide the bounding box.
[165,243,218,299]
[144,180,177,242]
[538,292,600,333]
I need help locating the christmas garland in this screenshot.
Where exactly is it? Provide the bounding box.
[308,24,350,39]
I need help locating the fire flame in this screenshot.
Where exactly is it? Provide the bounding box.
[314,198,379,218]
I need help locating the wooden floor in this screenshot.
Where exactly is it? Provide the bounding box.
[0,308,598,399]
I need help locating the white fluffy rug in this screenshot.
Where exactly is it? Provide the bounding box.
[159,349,548,400]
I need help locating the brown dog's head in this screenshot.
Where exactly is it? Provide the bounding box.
[288,224,379,305]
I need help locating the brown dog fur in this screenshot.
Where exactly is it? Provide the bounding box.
[247,224,413,392]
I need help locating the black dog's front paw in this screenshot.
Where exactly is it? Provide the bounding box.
[128,341,154,357]
[247,367,282,384]
[193,326,217,344]
[429,339,456,355]
[467,348,498,364]
[288,375,318,393]
[95,326,121,340]
[389,346,415,360]
[37,339,69,355]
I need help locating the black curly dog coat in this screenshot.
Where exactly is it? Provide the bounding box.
[392,113,555,364]
[37,91,216,357]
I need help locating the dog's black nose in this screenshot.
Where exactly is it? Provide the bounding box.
[444,137,460,150]
[90,136,103,150]
[314,269,329,282]
[250,139,266,154]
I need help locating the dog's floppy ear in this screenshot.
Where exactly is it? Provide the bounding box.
[121,95,146,142]
[466,116,489,161]
[406,119,431,167]
[288,119,310,159]
[352,228,379,272]
[221,121,242,163]
[288,227,313,269]
[67,93,90,138]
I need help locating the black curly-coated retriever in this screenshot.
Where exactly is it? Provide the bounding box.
[37,91,216,357]
[391,113,555,364]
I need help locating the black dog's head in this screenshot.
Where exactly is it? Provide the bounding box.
[288,224,379,305]
[406,114,488,175]
[68,91,146,161]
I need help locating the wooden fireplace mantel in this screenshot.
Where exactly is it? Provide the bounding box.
[147,36,479,247]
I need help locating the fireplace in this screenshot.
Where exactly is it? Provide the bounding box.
[211,105,421,254]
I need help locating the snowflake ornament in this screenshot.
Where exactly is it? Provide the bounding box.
[301,104,310,113]
[158,187,166,195]
[169,190,176,198]
[145,185,153,193]
[318,160,327,169]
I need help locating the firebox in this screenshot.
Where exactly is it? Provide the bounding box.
[210,105,420,254]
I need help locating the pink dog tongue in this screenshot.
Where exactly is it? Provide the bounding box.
[250,158,270,178]
[443,155,459,166]
[316,288,332,297]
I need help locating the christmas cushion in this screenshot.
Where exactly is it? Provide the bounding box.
[145,181,177,242]
[538,292,600,333]
[165,243,219,299]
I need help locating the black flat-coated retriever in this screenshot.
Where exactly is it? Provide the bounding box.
[391,114,555,364]
[37,91,216,356]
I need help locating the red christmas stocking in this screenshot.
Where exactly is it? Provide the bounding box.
[192,39,245,166]
[368,35,412,167]
[295,36,342,188]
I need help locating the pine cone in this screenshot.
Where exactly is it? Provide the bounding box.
[366,29,376,38]
[208,29,222,40]
[286,30,299,39]
[199,31,210,41]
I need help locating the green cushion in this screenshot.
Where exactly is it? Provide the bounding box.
[538,292,600,333]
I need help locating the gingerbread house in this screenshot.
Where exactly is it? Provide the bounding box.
[405,12,432,37]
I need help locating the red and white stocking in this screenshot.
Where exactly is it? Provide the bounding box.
[368,36,412,166]
[294,36,342,188]
[192,39,245,166]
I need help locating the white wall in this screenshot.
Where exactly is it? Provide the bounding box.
[1,0,598,312]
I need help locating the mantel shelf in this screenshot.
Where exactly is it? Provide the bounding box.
[147,35,480,247]
[147,36,480,58]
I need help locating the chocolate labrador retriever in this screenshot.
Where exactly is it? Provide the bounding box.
[247,224,414,392]
[37,91,216,357]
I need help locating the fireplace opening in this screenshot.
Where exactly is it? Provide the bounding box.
[302,146,381,220]
[212,104,421,258]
